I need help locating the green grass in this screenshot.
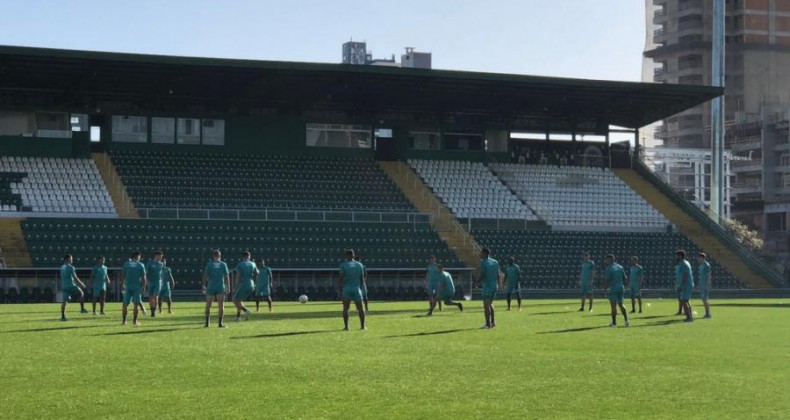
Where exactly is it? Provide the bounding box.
[1,299,788,419]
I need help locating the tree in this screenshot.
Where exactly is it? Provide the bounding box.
[720,217,764,253]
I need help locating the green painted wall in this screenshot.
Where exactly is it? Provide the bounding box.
[0,132,90,158]
[104,116,374,159]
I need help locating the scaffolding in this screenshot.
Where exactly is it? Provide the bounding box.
[641,147,733,217]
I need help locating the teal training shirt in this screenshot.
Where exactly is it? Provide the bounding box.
[505,264,520,287]
[441,271,455,295]
[480,257,500,290]
[605,263,626,291]
[147,260,164,284]
[675,260,694,289]
[340,260,364,289]
[92,265,107,286]
[257,266,272,288]
[235,260,257,286]
[580,260,595,284]
[160,267,172,289]
[698,261,711,290]
[427,263,441,287]
[204,260,230,287]
[122,260,146,289]
[60,263,77,288]
[629,265,643,288]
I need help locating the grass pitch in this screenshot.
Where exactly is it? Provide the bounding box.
[1,298,788,419]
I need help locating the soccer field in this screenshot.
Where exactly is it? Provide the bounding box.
[1,299,788,419]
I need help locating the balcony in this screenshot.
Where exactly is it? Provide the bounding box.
[732,159,763,173]
[653,27,665,38]
[726,136,761,151]
[678,1,703,13]
[732,182,761,195]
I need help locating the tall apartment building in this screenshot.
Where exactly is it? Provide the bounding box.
[644,0,790,255]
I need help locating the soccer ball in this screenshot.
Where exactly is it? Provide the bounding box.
[298,295,309,304]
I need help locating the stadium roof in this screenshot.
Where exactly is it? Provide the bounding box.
[0,45,723,129]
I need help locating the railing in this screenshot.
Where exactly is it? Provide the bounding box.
[95,153,134,216]
[678,1,703,12]
[634,158,785,286]
[135,207,433,224]
[459,217,549,232]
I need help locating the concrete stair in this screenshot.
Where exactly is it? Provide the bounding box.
[92,152,138,218]
[614,168,772,288]
[0,218,31,268]
[379,161,481,268]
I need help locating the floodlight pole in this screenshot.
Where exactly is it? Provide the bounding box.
[710,0,725,222]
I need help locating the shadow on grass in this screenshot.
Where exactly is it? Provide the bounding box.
[384,328,477,338]
[631,319,689,328]
[591,314,673,320]
[1,324,107,333]
[536,325,611,334]
[97,327,202,336]
[171,308,425,323]
[714,303,788,309]
[531,310,575,316]
[231,330,336,339]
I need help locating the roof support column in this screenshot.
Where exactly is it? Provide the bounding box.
[711,0,726,223]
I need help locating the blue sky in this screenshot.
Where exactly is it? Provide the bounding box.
[0,0,646,82]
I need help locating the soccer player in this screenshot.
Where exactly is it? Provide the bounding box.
[255,259,273,313]
[426,255,443,313]
[628,256,644,314]
[121,251,147,327]
[202,249,231,328]
[603,254,629,328]
[146,251,164,317]
[504,257,522,311]
[232,251,258,321]
[157,258,175,314]
[675,250,695,323]
[338,249,366,330]
[476,248,500,329]
[354,255,370,314]
[434,264,463,313]
[60,254,88,321]
[578,252,595,312]
[90,256,110,316]
[697,252,712,319]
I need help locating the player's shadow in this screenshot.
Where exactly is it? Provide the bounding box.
[96,327,202,336]
[714,303,789,309]
[173,308,424,322]
[632,319,688,328]
[0,324,107,334]
[384,328,476,338]
[530,310,574,316]
[536,325,611,334]
[231,330,336,339]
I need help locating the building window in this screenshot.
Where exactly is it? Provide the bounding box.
[201,119,225,145]
[409,130,441,150]
[306,123,371,148]
[111,115,148,143]
[151,117,175,144]
[177,118,200,145]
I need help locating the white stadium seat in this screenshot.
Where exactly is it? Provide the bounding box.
[489,163,667,229]
[408,159,538,220]
[0,156,116,215]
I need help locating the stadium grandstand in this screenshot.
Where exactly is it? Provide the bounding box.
[0,45,784,303]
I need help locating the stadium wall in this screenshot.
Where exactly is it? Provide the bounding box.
[0,132,91,158]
